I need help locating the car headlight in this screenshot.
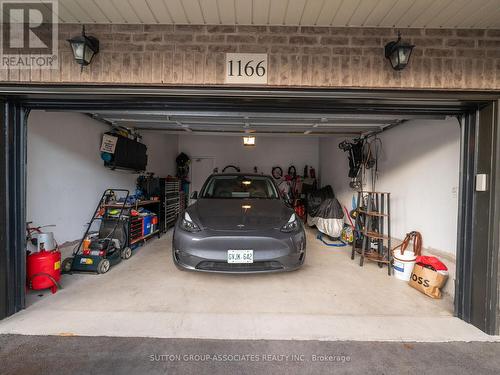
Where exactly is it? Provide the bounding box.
[180,212,201,232]
[281,213,299,233]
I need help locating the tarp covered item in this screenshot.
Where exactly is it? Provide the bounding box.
[306,186,344,238]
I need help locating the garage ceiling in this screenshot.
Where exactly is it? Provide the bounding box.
[36,0,500,28]
[87,110,445,136]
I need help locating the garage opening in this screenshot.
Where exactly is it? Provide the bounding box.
[24,106,456,334]
[0,87,498,339]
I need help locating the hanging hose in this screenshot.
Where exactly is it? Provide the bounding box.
[222,165,240,173]
[28,272,62,292]
[272,166,283,179]
[360,136,383,192]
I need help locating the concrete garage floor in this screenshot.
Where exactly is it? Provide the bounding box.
[0,228,497,341]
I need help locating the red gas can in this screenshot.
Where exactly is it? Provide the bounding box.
[27,249,61,293]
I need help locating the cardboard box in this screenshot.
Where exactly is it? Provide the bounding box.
[409,264,448,299]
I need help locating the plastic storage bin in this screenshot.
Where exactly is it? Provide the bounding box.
[143,215,153,236]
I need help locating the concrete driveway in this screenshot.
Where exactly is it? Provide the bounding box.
[1,335,499,375]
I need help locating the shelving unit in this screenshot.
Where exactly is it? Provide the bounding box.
[135,175,182,233]
[130,229,160,245]
[104,200,160,209]
[351,191,392,275]
[103,200,161,248]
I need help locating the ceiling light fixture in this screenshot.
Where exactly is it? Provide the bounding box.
[384,32,415,71]
[243,136,256,146]
[68,25,99,71]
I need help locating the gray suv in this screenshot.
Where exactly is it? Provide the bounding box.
[172,173,306,273]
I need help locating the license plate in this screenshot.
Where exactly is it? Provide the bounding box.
[227,250,253,263]
[80,258,93,265]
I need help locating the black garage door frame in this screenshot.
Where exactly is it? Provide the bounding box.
[0,85,499,334]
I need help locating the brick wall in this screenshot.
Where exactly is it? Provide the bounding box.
[2,24,500,89]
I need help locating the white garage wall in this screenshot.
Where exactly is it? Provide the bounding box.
[27,111,178,243]
[141,131,178,178]
[320,118,460,256]
[178,135,320,176]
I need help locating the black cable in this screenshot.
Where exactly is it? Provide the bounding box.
[28,272,62,291]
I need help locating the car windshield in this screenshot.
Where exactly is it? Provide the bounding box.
[200,175,279,199]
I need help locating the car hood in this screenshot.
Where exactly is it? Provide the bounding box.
[189,199,293,231]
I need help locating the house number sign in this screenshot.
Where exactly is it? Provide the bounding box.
[225,53,268,84]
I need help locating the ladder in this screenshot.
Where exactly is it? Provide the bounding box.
[351,191,392,275]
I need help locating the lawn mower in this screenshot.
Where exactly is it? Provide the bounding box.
[62,189,132,274]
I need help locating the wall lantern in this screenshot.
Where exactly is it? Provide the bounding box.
[68,26,99,70]
[243,136,256,146]
[384,32,414,71]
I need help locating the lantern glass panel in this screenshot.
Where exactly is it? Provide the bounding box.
[71,41,85,61]
[389,51,399,69]
[84,44,94,64]
[398,46,411,65]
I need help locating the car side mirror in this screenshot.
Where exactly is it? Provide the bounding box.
[190,191,198,200]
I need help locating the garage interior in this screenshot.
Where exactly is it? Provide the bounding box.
[0,89,491,342]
